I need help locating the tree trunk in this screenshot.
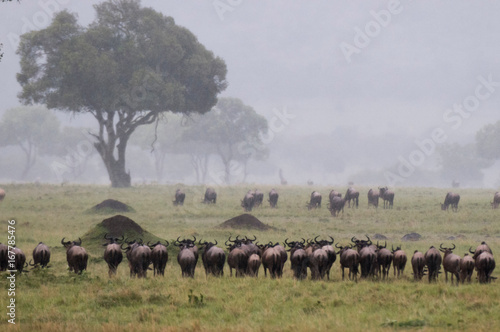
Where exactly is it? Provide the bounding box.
[94,135,131,188]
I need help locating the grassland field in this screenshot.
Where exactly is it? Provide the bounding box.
[0,183,499,331]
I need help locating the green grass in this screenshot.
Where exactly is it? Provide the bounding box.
[0,183,499,331]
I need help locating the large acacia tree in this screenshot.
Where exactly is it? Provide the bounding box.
[16,0,227,187]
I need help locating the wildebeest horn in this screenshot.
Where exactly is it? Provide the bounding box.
[191,236,196,242]
[225,239,230,246]
[61,237,66,245]
[439,243,445,250]
[29,259,35,266]
[213,239,218,245]
[236,235,241,241]
[250,235,257,242]
[176,236,181,244]
[392,245,395,252]
[365,235,371,244]
[284,238,290,246]
[301,238,306,244]
[329,236,334,245]
[451,243,455,250]
[164,240,170,247]
[383,241,387,248]
[120,242,129,250]
[314,235,320,243]
[335,243,342,249]
[228,236,235,243]
[76,238,82,246]
[351,236,357,243]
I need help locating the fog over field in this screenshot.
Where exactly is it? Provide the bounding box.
[1,1,499,187]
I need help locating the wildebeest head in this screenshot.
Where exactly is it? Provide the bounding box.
[61,237,82,250]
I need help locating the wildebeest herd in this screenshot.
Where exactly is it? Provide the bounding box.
[1,235,495,284]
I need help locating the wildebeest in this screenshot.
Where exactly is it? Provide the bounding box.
[200,240,225,277]
[411,250,425,281]
[329,190,342,203]
[253,190,264,207]
[10,247,27,273]
[102,234,123,277]
[0,243,8,271]
[203,187,217,204]
[378,186,395,209]
[241,191,256,212]
[175,239,197,278]
[376,242,393,280]
[439,243,460,285]
[352,236,377,279]
[30,242,51,269]
[128,243,152,278]
[345,187,359,208]
[307,191,322,210]
[261,243,282,278]
[314,236,336,280]
[238,235,261,258]
[441,192,460,212]
[0,188,5,201]
[336,244,360,281]
[475,251,496,283]
[149,241,169,277]
[61,238,88,274]
[469,241,493,260]
[424,246,442,283]
[285,239,308,280]
[328,196,346,217]
[247,254,261,277]
[268,188,279,208]
[173,189,185,206]
[226,239,248,277]
[391,245,407,278]
[491,192,500,209]
[367,189,379,208]
[459,253,475,283]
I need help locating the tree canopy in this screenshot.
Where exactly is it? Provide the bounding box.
[476,120,500,161]
[16,0,227,187]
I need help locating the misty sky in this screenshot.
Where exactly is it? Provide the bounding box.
[1,1,499,185]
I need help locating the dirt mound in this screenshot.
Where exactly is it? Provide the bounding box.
[401,232,422,241]
[90,199,133,213]
[219,214,274,231]
[101,215,144,237]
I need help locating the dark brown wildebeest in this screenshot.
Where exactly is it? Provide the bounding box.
[200,240,225,277]
[376,242,393,280]
[391,245,407,278]
[30,242,51,269]
[129,244,152,278]
[247,254,261,277]
[203,187,217,204]
[441,192,460,212]
[345,187,359,208]
[176,236,199,262]
[260,243,282,278]
[439,243,460,285]
[492,192,500,209]
[411,250,425,281]
[307,191,322,210]
[475,251,496,283]
[268,188,279,208]
[102,234,123,277]
[328,196,345,217]
[241,191,256,212]
[226,239,248,277]
[0,188,5,201]
[239,235,261,258]
[469,241,493,260]
[173,189,185,206]
[367,189,379,208]
[253,190,264,207]
[0,243,8,271]
[424,246,442,283]
[285,239,308,280]
[352,236,377,278]
[10,247,27,273]
[459,253,475,283]
[175,240,197,278]
[314,236,336,280]
[378,186,395,209]
[336,244,360,281]
[329,190,342,203]
[309,244,329,280]
[61,238,88,274]
[272,242,287,278]
[149,241,169,277]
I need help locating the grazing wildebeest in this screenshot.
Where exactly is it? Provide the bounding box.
[367,189,379,208]
[378,186,395,209]
[285,239,308,280]
[329,190,342,203]
[459,253,475,284]
[336,244,360,281]
[268,188,279,208]
[203,187,217,204]
[441,192,460,212]
[30,242,51,269]
[391,245,407,278]
[102,235,123,277]
[307,191,322,210]
[376,242,393,280]
[424,246,442,283]
[247,254,261,277]
[475,251,496,283]
[200,240,225,277]
[411,250,426,281]
[253,190,264,207]
[11,247,27,273]
[149,241,169,277]
[226,239,248,277]
[491,192,500,209]
[173,189,185,206]
[439,244,460,285]
[61,238,88,274]
[328,196,346,217]
[0,188,5,201]
[241,191,256,212]
[175,239,197,278]
[469,241,493,260]
[345,187,359,208]
[0,243,8,271]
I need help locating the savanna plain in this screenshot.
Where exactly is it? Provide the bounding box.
[0,184,499,331]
